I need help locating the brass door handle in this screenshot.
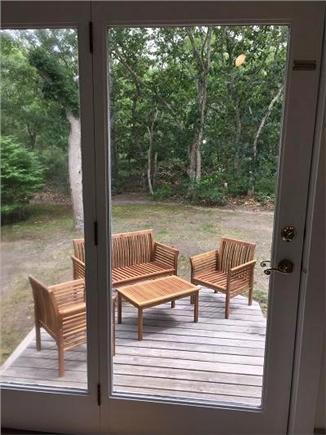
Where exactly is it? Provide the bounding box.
[260,259,294,275]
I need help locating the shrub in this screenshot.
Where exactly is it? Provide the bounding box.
[1,136,44,224]
[254,167,277,204]
[186,174,228,206]
[40,146,69,193]
[255,176,277,198]
[152,185,173,201]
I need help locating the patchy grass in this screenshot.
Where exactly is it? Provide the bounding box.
[1,204,82,363]
[1,201,273,363]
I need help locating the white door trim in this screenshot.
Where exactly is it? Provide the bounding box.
[288,12,326,434]
[1,2,325,434]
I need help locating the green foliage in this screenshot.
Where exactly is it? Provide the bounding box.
[1,29,79,194]
[1,136,44,224]
[109,25,287,201]
[1,26,287,210]
[28,46,79,116]
[152,185,173,201]
[186,174,228,206]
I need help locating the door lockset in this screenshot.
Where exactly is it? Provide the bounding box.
[281,225,296,242]
[260,259,294,275]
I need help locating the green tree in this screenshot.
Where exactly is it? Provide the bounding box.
[27,29,83,228]
[1,136,44,223]
[109,25,287,201]
[1,32,69,191]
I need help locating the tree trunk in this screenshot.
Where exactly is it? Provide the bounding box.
[146,109,158,195]
[147,146,154,196]
[248,85,284,196]
[27,124,37,149]
[153,152,158,189]
[186,28,212,183]
[233,103,242,172]
[67,112,84,229]
[188,77,207,182]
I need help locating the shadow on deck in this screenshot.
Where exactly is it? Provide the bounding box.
[1,288,266,407]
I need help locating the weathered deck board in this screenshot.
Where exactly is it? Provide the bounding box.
[1,289,266,407]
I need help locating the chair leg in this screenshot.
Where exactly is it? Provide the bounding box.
[58,339,64,377]
[35,322,41,351]
[225,293,230,319]
[118,293,122,324]
[113,298,116,356]
[248,284,253,306]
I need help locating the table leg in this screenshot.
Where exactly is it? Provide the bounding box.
[171,300,175,308]
[194,291,199,323]
[118,293,122,324]
[138,308,143,340]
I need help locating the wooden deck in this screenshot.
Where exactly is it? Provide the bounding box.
[0,288,266,407]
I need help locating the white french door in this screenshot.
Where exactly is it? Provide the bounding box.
[1,2,324,434]
[92,2,325,434]
[1,2,100,433]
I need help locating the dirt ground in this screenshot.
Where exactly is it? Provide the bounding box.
[1,198,274,363]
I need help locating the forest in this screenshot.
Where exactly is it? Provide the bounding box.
[1,26,288,226]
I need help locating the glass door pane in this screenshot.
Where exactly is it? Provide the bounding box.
[1,28,88,391]
[107,23,289,408]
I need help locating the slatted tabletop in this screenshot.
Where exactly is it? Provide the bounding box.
[117,275,199,308]
[1,288,266,407]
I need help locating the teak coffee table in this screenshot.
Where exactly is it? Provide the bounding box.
[116,275,200,340]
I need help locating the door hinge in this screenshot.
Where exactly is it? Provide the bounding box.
[97,383,101,406]
[89,21,93,53]
[293,60,316,71]
[94,221,98,246]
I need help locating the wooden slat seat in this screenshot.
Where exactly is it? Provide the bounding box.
[195,270,228,288]
[195,270,249,296]
[72,230,179,288]
[190,237,256,319]
[112,261,174,286]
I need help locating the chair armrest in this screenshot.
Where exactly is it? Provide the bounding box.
[153,242,179,272]
[190,250,218,278]
[72,255,85,279]
[49,279,85,308]
[229,260,256,278]
[58,302,86,318]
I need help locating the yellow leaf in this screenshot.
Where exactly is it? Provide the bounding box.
[235,54,246,67]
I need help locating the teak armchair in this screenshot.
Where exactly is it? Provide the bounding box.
[190,237,256,319]
[29,276,87,376]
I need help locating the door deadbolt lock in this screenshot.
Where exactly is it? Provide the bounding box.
[281,225,296,242]
[260,259,294,275]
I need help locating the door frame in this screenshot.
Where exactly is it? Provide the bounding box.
[288,14,326,434]
[1,2,100,433]
[91,2,325,434]
[1,2,325,434]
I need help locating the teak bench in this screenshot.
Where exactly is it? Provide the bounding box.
[71,229,179,287]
